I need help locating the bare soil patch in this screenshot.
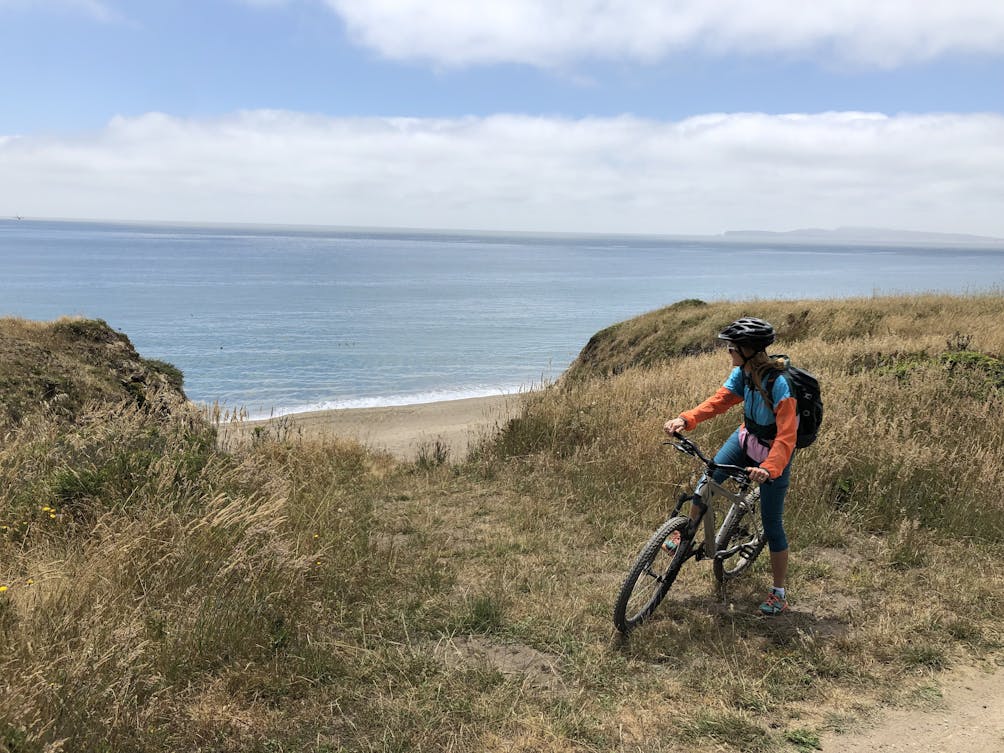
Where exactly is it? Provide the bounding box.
[431,635,564,692]
[821,664,1004,752]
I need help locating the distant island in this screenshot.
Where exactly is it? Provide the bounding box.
[722,226,1004,246]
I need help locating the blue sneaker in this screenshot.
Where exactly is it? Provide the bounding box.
[662,531,681,553]
[759,591,788,616]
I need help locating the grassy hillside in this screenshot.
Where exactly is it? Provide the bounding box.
[0,317,187,428]
[563,294,1004,383]
[2,295,1003,753]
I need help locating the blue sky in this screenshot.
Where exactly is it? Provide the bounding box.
[2,0,1003,235]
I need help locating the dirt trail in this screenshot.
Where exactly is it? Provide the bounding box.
[820,664,1004,752]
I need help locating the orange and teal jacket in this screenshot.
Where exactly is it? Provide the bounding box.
[678,366,798,479]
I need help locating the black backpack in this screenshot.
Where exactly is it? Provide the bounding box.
[748,355,823,448]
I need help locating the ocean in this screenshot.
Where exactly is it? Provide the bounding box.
[2,219,1002,418]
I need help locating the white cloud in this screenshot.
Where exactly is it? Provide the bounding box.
[2,110,1002,236]
[325,0,1004,68]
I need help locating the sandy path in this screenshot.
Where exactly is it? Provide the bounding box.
[821,664,1004,752]
[218,393,525,460]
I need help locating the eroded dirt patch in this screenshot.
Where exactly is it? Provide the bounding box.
[431,635,564,691]
[821,664,1004,752]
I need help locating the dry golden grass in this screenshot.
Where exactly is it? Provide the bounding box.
[2,293,1003,752]
[566,292,1004,382]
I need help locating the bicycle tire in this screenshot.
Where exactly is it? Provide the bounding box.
[713,487,766,583]
[613,516,692,634]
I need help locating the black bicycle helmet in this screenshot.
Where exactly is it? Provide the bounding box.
[717,317,776,350]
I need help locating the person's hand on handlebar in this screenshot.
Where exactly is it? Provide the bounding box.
[747,466,770,484]
[663,417,686,436]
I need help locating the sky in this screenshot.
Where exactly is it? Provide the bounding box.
[1,0,1003,236]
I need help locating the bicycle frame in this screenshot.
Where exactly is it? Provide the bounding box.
[666,435,754,561]
[683,476,751,561]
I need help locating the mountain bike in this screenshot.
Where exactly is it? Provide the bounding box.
[613,432,767,634]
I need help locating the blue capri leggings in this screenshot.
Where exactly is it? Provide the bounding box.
[708,428,792,553]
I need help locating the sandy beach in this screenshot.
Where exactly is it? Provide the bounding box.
[219,393,526,460]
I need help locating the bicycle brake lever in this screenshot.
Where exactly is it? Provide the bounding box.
[665,440,692,456]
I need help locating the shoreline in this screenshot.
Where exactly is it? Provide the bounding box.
[217,393,527,460]
[240,387,525,421]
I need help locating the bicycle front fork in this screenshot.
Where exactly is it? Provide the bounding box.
[671,492,694,517]
[672,491,714,560]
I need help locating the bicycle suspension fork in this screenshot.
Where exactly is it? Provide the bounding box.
[674,476,718,561]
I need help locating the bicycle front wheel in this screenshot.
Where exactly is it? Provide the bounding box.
[613,516,692,634]
[713,487,766,583]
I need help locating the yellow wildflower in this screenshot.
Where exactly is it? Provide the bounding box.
[0,586,8,593]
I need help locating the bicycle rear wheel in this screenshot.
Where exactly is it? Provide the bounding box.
[613,516,691,634]
[713,487,766,583]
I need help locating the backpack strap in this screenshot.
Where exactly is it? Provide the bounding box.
[743,369,778,443]
[746,367,779,414]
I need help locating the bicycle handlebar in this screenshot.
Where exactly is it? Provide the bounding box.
[664,432,752,484]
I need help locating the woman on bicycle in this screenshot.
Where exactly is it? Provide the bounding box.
[663,317,797,616]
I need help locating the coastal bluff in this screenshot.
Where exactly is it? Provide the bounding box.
[0,317,188,429]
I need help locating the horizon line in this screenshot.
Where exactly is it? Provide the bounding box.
[3,214,1003,246]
